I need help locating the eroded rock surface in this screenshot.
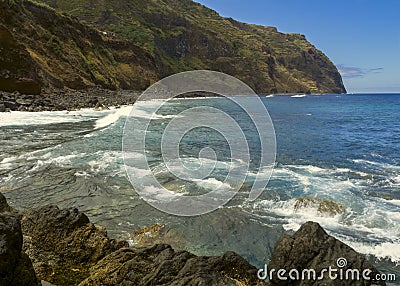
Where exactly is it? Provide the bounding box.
[79,244,265,286]
[0,213,38,286]
[21,205,128,285]
[268,221,386,286]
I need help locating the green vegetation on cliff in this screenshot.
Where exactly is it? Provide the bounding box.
[0,0,158,93]
[0,0,346,94]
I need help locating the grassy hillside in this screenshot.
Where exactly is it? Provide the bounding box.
[40,0,346,94]
[0,0,158,93]
[0,0,346,94]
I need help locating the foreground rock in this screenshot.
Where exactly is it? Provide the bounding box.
[267,221,386,285]
[79,244,265,286]
[0,193,389,286]
[0,212,38,286]
[21,205,128,285]
[19,205,265,285]
[131,208,285,268]
[0,192,12,213]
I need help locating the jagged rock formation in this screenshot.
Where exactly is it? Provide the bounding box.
[267,221,386,286]
[0,0,346,95]
[79,245,265,286]
[0,192,387,286]
[21,205,128,285]
[0,192,12,212]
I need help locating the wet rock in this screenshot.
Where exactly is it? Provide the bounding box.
[0,213,38,286]
[21,205,128,285]
[268,221,386,285]
[0,192,12,213]
[132,224,184,249]
[79,244,265,286]
[132,208,285,267]
[294,197,345,216]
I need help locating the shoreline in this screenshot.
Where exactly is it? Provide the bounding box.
[0,88,356,114]
[3,88,396,114]
[0,88,141,113]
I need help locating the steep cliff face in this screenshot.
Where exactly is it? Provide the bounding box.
[0,0,158,93]
[0,0,346,94]
[40,0,346,94]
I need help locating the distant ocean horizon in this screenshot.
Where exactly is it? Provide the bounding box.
[0,93,399,278]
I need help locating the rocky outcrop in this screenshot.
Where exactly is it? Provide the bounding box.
[21,205,128,285]
[18,205,265,285]
[0,213,38,286]
[0,192,389,286]
[79,244,265,286]
[0,192,12,213]
[131,208,285,268]
[267,221,386,285]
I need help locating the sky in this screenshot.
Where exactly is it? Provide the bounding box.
[195,0,400,93]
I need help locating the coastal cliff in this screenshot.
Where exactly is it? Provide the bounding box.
[0,0,346,96]
[0,0,158,94]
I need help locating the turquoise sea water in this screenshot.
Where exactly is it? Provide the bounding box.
[0,93,399,278]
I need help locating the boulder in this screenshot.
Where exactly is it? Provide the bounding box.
[21,205,128,285]
[0,213,38,285]
[294,197,345,216]
[267,221,386,285]
[3,100,17,110]
[79,244,265,286]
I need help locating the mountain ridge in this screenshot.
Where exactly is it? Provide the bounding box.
[0,0,346,94]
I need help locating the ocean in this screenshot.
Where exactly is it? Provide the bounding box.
[0,93,399,278]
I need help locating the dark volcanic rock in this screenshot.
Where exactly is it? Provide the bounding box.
[79,244,265,286]
[0,213,38,286]
[21,205,128,285]
[0,192,12,213]
[0,88,140,112]
[131,208,285,268]
[0,195,389,286]
[268,221,385,286]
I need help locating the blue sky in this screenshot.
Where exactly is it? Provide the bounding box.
[195,0,400,93]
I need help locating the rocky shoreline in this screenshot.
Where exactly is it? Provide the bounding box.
[0,192,389,286]
[0,88,141,112]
